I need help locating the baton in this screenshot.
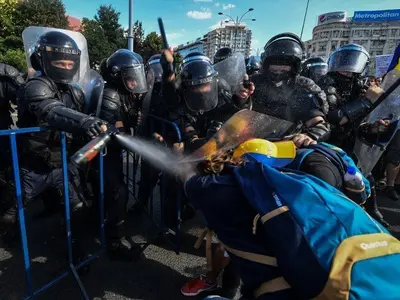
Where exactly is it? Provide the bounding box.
[158,18,169,49]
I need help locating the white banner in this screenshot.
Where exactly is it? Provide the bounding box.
[375,55,393,77]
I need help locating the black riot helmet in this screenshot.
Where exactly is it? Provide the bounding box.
[262,33,304,84]
[300,56,328,83]
[247,56,261,75]
[146,54,163,83]
[180,52,219,114]
[106,49,148,93]
[32,31,81,84]
[328,44,370,76]
[214,47,233,64]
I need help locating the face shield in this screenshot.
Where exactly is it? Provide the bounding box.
[308,62,328,82]
[147,59,163,83]
[328,48,369,74]
[40,46,81,84]
[121,64,148,93]
[181,74,219,113]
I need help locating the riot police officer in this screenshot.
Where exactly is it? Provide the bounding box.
[0,64,25,170]
[0,31,107,226]
[161,51,253,151]
[300,56,328,84]
[246,56,261,76]
[318,43,389,226]
[250,33,330,147]
[99,49,148,260]
[214,47,233,64]
[248,33,344,190]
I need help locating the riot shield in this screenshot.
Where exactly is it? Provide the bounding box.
[354,69,400,175]
[213,52,246,92]
[22,26,90,82]
[189,109,295,160]
[139,68,155,132]
[79,69,105,117]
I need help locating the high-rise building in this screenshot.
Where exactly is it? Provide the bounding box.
[204,23,252,61]
[175,23,252,61]
[304,10,400,59]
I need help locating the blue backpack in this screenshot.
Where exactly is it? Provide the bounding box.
[288,142,371,203]
[234,162,400,300]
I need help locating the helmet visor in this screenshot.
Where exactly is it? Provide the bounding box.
[41,46,80,83]
[121,64,148,93]
[308,63,328,82]
[328,49,369,74]
[182,75,219,113]
[148,61,163,83]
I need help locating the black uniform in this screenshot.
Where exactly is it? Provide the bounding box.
[99,49,146,260]
[319,43,389,227]
[0,31,105,226]
[0,64,24,171]
[252,33,342,190]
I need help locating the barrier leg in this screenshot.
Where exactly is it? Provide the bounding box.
[60,132,90,300]
[99,152,105,248]
[10,134,33,297]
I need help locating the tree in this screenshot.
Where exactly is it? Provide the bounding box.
[14,0,69,36]
[0,0,19,37]
[0,49,27,71]
[142,32,162,62]
[132,21,144,54]
[95,5,125,50]
[173,52,183,71]
[81,18,114,68]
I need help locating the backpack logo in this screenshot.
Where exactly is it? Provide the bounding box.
[360,241,388,250]
[272,192,283,207]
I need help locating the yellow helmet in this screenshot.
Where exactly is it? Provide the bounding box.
[233,138,296,167]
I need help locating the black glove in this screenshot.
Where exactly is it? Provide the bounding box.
[207,121,223,139]
[81,117,107,138]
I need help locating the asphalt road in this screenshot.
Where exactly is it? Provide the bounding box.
[1,159,400,300]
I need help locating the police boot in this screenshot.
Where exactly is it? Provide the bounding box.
[107,222,143,261]
[0,181,20,226]
[365,188,390,228]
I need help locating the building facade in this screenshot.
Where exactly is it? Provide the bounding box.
[175,23,252,61]
[203,23,252,61]
[175,40,205,58]
[304,10,400,59]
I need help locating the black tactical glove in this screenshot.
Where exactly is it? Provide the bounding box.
[207,121,223,139]
[81,117,107,138]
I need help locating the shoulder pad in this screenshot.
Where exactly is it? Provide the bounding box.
[317,75,336,89]
[24,77,57,101]
[102,87,121,104]
[0,63,25,86]
[296,76,321,94]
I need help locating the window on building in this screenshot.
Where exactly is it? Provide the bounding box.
[342,31,350,38]
[391,29,398,37]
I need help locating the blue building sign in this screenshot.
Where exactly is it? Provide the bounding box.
[353,9,400,22]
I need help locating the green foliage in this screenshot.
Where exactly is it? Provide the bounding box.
[132,21,144,54]
[173,52,183,71]
[0,49,27,71]
[142,32,162,62]
[0,0,19,36]
[14,0,69,36]
[82,5,127,68]
[94,5,125,49]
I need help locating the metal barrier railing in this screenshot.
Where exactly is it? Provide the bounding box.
[123,114,183,254]
[0,127,105,300]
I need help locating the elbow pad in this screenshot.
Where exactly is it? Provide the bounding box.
[342,98,373,123]
[305,121,331,142]
[36,100,94,134]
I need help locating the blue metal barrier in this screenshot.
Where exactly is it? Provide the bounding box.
[0,127,105,300]
[124,114,183,254]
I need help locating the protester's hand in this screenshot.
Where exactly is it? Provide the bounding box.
[172,142,184,154]
[291,134,316,148]
[365,85,384,103]
[235,74,255,99]
[369,119,390,134]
